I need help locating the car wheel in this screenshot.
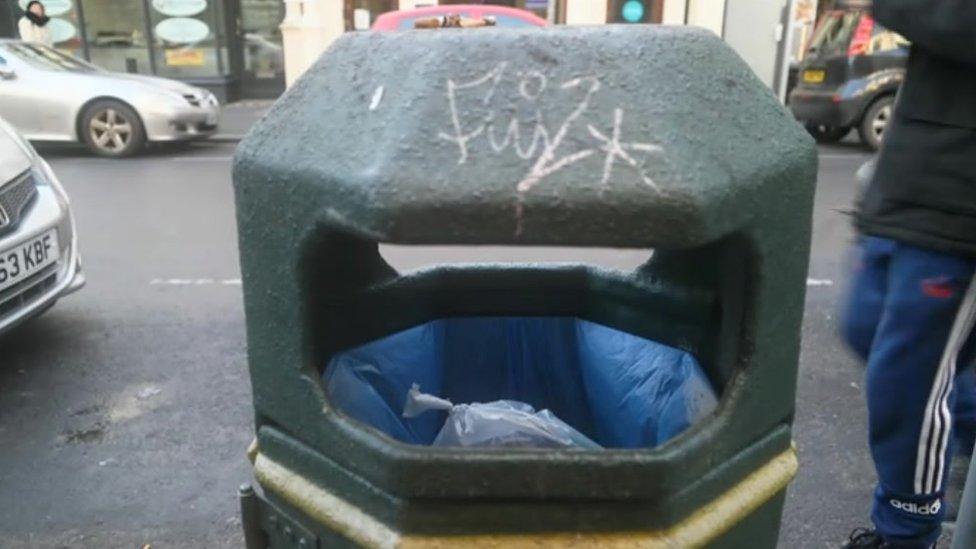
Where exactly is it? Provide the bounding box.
[805,124,850,143]
[80,100,146,157]
[858,95,895,152]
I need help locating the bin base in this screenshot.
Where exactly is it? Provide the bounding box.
[240,446,797,548]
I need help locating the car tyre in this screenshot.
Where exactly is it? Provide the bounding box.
[805,124,850,143]
[858,95,895,152]
[80,100,146,158]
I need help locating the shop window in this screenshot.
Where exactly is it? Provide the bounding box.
[78,0,152,72]
[15,0,84,56]
[241,0,284,85]
[148,0,225,78]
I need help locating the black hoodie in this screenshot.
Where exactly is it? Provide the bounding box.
[857,0,976,257]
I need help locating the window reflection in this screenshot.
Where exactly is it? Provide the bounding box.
[78,0,151,72]
[16,0,84,56]
[6,42,98,72]
[149,0,223,78]
[241,0,284,83]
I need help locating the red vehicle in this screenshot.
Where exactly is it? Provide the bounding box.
[372,5,549,31]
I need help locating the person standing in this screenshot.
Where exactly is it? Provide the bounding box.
[840,1,976,548]
[18,1,52,47]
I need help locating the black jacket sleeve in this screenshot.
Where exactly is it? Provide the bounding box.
[872,0,976,66]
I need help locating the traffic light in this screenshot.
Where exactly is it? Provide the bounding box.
[611,0,654,24]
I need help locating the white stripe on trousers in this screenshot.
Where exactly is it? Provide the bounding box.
[914,272,976,495]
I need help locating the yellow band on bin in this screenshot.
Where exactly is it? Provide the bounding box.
[253,446,798,549]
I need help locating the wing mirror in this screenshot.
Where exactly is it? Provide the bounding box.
[0,66,16,80]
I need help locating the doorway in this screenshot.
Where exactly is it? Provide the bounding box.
[229,0,286,99]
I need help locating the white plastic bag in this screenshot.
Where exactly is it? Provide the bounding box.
[403,384,601,449]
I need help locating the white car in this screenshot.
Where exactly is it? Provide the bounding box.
[0,116,84,335]
[0,40,220,157]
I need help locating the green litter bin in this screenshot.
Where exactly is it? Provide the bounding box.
[232,24,816,549]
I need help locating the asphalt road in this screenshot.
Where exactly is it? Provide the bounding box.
[0,140,889,548]
[0,143,249,548]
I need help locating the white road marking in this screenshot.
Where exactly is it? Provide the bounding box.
[155,277,831,289]
[150,278,241,286]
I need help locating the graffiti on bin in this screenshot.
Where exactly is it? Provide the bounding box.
[437,62,664,195]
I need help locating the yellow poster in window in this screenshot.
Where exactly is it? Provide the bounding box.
[164,49,205,67]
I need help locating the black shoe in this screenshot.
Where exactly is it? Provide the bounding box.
[842,528,887,548]
[841,527,938,549]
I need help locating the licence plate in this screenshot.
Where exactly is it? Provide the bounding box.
[0,230,60,293]
[803,69,826,83]
[206,112,218,125]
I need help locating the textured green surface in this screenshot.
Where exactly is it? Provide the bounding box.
[233,24,816,539]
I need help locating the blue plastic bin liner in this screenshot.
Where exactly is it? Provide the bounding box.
[323,317,718,449]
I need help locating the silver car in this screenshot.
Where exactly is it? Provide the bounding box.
[0,40,220,157]
[0,116,84,335]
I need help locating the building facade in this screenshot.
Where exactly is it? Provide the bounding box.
[0,0,287,101]
[284,0,800,98]
[0,0,807,103]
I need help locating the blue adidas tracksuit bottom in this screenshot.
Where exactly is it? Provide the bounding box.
[842,236,976,547]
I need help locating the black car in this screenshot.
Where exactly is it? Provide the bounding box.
[789,2,908,150]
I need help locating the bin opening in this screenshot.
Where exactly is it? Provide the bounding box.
[378,244,650,274]
[322,316,718,450]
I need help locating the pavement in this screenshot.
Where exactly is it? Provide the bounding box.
[213,100,273,142]
[783,141,877,548]
[0,133,955,548]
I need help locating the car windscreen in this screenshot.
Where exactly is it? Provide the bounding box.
[490,15,537,27]
[808,10,862,57]
[397,12,537,29]
[4,43,100,73]
[398,12,472,29]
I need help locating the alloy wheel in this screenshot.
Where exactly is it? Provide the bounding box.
[89,108,133,154]
[870,104,891,141]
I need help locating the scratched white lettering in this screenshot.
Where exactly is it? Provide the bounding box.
[587,108,662,191]
[369,86,384,111]
[518,71,547,100]
[438,62,507,164]
[516,76,601,193]
[437,63,665,236]
[439,64,663,193]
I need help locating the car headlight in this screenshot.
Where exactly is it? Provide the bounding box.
[31,162,51,186]
[0,117,38,159]
[32,158,70,206]
[0,117,69,204]
[170,90,191,105]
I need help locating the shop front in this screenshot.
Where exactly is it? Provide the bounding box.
[0,0,286,101]
[341,0,662,28]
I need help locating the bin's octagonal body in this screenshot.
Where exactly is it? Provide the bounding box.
[233,25,817,546]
